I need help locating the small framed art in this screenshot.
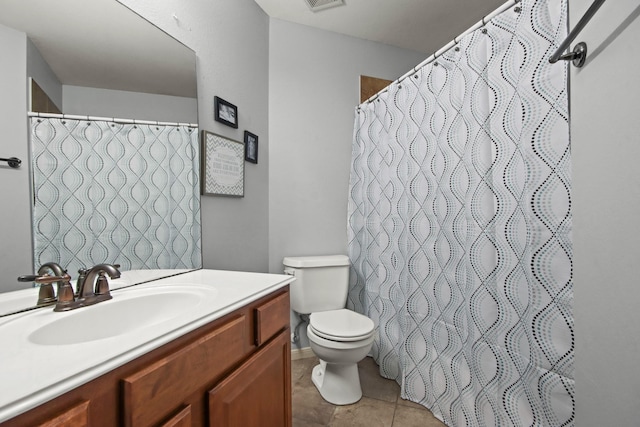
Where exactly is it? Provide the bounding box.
[201,131,244,197]
[244,131,258,164]
[214,96,238,128]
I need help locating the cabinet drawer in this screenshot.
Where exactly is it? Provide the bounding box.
[254,291,289,346]
[122,315,246,427]
[36,400,89,427]
[160,406,191,427]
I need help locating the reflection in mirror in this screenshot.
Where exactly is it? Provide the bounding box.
[0,0,201,307]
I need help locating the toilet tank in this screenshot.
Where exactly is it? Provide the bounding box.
[283,255,350,314]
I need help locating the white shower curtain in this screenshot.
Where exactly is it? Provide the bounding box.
[347,0,572,426]
[31,117,202,275]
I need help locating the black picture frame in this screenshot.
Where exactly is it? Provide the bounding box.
[244,131,258,164]
[214,96,238,128]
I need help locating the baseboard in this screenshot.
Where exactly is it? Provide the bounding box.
[291,347,315,360]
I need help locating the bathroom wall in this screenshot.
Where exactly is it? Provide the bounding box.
[1,0,424,288]
[268,19,426,348]
[27,39,62,110]
[63,86,197,123]
[0,24,32,290]
[572,0,640,425]
[119,0,271,272]
[267,18,426,275]
[120,1,425,276]
[27,37,197,123]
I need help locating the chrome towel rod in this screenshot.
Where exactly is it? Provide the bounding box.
[0,157,21,168]
[549,0,606,67]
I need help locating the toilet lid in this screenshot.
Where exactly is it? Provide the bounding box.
[309,309,374,341]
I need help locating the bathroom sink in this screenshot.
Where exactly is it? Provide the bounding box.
[27,284,218,346]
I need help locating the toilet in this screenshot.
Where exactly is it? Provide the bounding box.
[283,255,375,405]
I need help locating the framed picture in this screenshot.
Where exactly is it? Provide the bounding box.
[244,131,258,164]
[214,96,238,128]
[201,131,244,197]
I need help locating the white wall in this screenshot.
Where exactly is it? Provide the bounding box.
[268,19,426,275]
[572,0,640,425]
[120,0,271,272]
[63,86,197,123]
[0,24,32,291]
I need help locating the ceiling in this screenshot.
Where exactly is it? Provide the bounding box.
[0,0,197,98]
[253,0,507,55]
[0,0,507,99]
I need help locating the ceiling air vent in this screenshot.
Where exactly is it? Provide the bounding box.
[304,0,345,12]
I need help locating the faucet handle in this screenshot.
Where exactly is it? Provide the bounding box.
[76,268,88,297]
[36,283,57,306]
[31,273,72,284]
[52,279,76,312]
[95,272,111,296]
[18,273,72,306]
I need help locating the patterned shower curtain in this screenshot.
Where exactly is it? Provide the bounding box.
[31,117,202,275]
[347,0,572,426]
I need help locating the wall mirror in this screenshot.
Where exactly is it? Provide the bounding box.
[0,0,200,310]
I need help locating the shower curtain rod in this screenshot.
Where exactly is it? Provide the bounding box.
[27,112,198,128]
[360,0,521,106]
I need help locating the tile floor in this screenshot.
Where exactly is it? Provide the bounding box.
[292,356,447,427]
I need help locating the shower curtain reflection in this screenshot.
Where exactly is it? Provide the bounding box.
[30,117,202,276]
[347,0,573,426]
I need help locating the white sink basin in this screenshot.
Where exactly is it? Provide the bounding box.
[25,284,218,346]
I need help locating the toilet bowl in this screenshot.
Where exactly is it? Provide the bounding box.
[283,255,376,405]
[306,308,375,405]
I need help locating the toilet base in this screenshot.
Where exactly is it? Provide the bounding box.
[311,360,362,405]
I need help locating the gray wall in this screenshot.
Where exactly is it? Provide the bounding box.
[267,19,426,275]
[26,38,62,110]
[572,0,640,425]
[2,0,424,290]
[63,86,197,123]
[0,24,32,291]
[27,36,196,122]
[121,2,425,276]
[268,19,426,348]
[120,0,271,272]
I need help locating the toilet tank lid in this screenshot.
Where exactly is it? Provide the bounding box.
[283,255,350,268]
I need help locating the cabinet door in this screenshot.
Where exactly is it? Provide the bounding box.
[209,330,291,427]
[123,315,246,427]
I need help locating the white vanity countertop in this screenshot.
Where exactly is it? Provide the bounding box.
[0,269,295,423]
[0,269,194,320]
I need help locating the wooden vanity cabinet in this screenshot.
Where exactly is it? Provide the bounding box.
[0,287,291,427]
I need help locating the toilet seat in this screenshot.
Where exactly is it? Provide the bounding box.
[310,309,374,342]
